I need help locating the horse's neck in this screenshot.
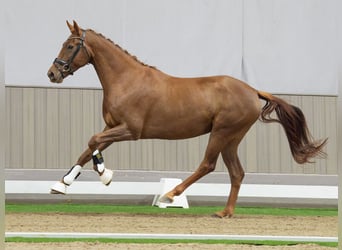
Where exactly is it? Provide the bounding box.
[88,35,141,91]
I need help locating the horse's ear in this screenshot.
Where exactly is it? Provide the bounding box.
[66,20,74,34]
[73,20,82,36]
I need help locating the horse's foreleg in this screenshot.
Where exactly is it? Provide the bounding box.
[50,140,113,194]
[50,125,119,194]
[87,123,137,184]
[50,164,83,194]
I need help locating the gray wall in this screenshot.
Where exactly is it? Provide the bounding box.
[5,86,337,175]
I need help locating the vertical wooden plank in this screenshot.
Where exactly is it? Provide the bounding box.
[137,141,145,170]
[46,88,59,168]
[22,88,35,168]
[118,141,131,169]
[105,140,120,170]
[93,90,104,133]
[58,89,71,168]
[127,139,140,170]
[244,125,258,172]
[70,88,84,167]
[176,140,188,171]
[164,140,177,171]
[324,97,337,174]
[141,140,153,170]
[82,89,95,145]
[34,88,47,168]
[153,139,165,171]
[10,88,23,168]
[256,121,269,173]
[5,88,11,168]
[154,140,163,171]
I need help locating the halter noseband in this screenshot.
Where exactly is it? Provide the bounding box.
[53,30,91,78]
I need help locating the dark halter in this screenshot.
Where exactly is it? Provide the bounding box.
[53,30,90,78]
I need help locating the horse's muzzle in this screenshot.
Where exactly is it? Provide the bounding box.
[47,66,63,83]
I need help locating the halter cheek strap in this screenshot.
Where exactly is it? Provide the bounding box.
[53,30,90,78]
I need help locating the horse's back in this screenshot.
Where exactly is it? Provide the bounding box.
[190,75,261,127]
[166,74,261,117]
[140,73,261,139]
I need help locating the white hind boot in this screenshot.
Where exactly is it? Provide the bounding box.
[92,149,113,185]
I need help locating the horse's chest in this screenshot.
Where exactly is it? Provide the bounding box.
[102,103,121,128]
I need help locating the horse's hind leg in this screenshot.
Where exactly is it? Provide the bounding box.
[159,132,223,204]
[215,143,244,218]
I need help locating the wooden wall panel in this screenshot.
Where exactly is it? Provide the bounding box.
[34,88,47,168]
[5,87,337,175]
[58,89,71,168]
[46,89,59,168]
[7,88,23,168]
[22,88,35,168]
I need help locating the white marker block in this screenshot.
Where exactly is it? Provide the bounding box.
[152,178,189,209]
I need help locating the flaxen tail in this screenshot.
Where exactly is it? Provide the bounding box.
[257,91,327,164]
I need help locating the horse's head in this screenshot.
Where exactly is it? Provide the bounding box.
[47,21,92,83]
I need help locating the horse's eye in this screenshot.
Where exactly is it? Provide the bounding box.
[67,45,74,50]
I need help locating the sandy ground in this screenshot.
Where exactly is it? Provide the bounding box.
[5,213,337,249]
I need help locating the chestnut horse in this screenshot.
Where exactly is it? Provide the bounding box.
[47,21,326,218]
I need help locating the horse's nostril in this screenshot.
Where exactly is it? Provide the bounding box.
[48,71,55,79]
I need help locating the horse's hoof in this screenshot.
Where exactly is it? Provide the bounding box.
[212,212,225,218]
[158,194,173,204]
[50,181,67,194]
[100,168,113,186]
[213,211,233,218]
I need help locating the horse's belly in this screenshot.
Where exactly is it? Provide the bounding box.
[141,118,212,140]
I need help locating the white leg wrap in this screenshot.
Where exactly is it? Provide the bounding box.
[63,165,82,185]
[50,181,67,194]
[92,149,105,173]
[96,162,105,174]
[92,149,113,186]
[100,168,113,186]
